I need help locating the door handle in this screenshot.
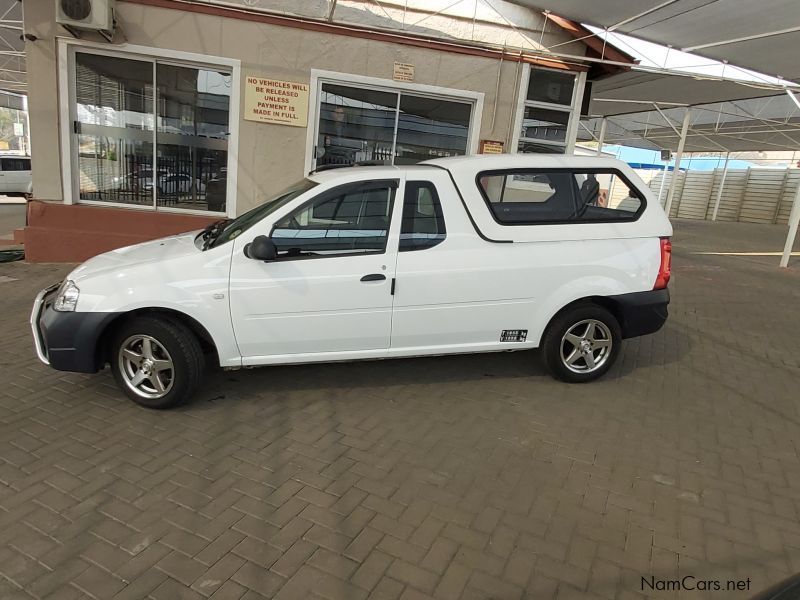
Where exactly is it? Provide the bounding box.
[360,273,386,282]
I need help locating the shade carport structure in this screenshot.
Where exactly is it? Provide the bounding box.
[580,80,800,267]
[504,0,800,267]
[504,0,800,84]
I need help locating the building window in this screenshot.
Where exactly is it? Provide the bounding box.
[73,50,231,213]
[515,67,579,155]
[314,81,473,170]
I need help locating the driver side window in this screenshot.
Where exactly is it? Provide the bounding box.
[271,181,397,258]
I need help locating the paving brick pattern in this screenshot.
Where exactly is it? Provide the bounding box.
[1,219,799,599]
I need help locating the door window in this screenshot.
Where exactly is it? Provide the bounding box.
[271,181,397,258]
[400,182,446,251]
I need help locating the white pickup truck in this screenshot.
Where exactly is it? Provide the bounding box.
[32,155,672,408]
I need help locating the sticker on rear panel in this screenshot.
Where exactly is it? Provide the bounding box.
[500,330,528,342]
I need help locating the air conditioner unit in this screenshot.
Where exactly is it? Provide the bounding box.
[56,0,114,32]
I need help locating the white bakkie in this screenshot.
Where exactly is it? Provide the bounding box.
[32,155,672,408]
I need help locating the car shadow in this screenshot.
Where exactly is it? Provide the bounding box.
[191,323,692,403]
[604,321,694,381]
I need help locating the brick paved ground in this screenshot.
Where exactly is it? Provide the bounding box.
[0,219,799,600]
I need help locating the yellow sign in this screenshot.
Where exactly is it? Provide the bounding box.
[480,140,504,154]
[393,62,415,82]
[244,76,309,127]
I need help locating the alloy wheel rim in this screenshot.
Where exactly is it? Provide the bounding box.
[118,335,175,399]
[560,319,613,374]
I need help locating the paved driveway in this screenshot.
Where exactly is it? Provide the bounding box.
[0,220,799,600]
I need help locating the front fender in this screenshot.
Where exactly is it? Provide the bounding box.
[72,253,241,367]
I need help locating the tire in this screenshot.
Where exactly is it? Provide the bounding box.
[541,303,621,383]
[110,316,204,409]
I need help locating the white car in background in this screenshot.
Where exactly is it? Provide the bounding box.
[32,155,672,409]
[143,172,207,197]
[111,170,206,197]
[0,155,32,196]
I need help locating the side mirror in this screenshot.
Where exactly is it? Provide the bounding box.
[244,235,277,261]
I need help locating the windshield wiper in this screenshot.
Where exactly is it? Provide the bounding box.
[200,219,231,250]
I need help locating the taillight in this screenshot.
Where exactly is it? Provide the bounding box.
[654,237,672,290]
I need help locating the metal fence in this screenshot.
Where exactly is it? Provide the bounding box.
[77,149,227,212]
[641,168,800,225]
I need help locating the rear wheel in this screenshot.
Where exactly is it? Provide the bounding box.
[110,316,203,408]
[541,304,621,383]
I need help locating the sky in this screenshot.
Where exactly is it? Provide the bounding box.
[599,146,763,171]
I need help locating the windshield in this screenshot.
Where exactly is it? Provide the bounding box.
[208,178,318,248]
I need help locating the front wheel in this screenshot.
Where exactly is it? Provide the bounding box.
[110,316,204,408]
[541,304,621,383]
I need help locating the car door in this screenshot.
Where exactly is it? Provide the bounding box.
[389,171,544,353]
[228,177,402,363]
[19,158,32,194]
[0,159,8,192]
[0,157,20,194]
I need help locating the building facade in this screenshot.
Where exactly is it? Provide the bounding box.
[23,0,629,261]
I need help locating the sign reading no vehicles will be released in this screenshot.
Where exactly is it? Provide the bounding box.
[244,76,309,127]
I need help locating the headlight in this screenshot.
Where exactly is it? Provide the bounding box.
[54,280,80,312]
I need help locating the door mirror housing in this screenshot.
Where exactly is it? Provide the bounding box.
[244,235,278,261]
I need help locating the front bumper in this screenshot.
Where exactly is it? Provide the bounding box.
[31,284,118,373]
[609,288,670,339]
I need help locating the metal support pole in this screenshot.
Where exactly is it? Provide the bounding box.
[22,93,30,156]
[596,118,608,156]
[780,181,800,268]
[607,145,622,201]
[664,108,691,217]
[711,151,730,221]
[656,162,668,207]
[787,89,800,111]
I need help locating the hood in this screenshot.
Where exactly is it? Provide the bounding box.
[69,231,203,282]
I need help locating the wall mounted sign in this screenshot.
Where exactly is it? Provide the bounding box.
[393,62,415,82]
[244,76,309,127]
[480,140,504,154]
